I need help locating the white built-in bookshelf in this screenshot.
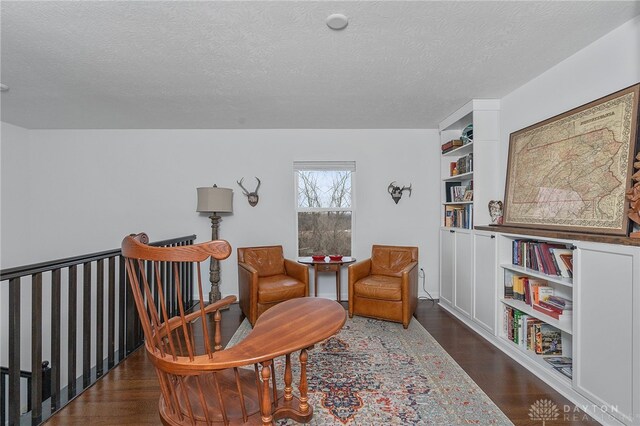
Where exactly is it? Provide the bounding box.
[439,99,500,230]
[438,100,640,425]
[497,234,574,385]
[442,224,640,425]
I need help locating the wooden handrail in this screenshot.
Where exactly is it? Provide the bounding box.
[0,234,197,426]
[0,235,196,280]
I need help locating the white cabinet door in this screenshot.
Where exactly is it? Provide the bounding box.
[473,231,497,334]
[454,229,473,317]
[439,228,455,307]
[574,242,640,425]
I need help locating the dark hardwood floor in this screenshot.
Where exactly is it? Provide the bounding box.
[45,300,594,425]
[415,299,594,425]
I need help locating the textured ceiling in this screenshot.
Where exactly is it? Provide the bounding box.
[1,1,639,129]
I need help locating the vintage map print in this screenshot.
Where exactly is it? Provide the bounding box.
[504,84,639,235]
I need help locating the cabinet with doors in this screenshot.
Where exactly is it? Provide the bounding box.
[472,230,498,334]
[574,241,640,425]
[439,227,473,317]
[467,226,640,426]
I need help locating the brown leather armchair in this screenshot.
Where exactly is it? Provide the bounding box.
[238,245,309,326]
[348,245,419,329]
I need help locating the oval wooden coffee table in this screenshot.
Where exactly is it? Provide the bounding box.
[217,297,347,424]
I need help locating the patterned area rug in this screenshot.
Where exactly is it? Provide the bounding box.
[228,315,513,425]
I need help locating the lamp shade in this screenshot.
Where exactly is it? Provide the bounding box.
[196,186,233,213]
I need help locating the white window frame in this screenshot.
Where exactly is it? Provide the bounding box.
[293,161,356,257]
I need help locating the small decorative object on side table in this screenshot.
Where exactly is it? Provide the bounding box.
[298,256,356,302]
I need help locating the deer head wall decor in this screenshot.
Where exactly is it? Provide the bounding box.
[237,177,261,207]
[388,182,412,204]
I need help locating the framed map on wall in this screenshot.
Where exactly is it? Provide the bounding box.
[503,83,640,235]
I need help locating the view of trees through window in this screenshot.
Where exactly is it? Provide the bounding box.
[296,169,353,256]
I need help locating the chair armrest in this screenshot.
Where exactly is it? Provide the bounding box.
[400,261,418,276]
[162,295,237,334]
[238,261,257,275]
[284,259,309,286]
[348,259,372,285]
[238,262,259,322]
[400,261,419,297]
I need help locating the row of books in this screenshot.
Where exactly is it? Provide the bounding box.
[504,307,563,355]
[505,275,573,321]
[444,204,473,228]
[512,239,573,278]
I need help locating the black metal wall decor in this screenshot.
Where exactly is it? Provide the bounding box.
[388,182,412,204]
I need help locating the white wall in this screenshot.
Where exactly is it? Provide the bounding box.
[499,16,640,189]
[1,128,441,300]
[1,122,31,264]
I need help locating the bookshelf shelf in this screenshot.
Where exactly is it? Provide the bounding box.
[443,201,473,205]
[442,171,473,182]
[500,263,573,288]
[500,298,572,334]
[442,142,473,157]
[501,337,572,385]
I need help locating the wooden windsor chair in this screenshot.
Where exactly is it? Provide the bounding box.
[121,233,346,425]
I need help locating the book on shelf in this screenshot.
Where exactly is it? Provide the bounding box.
[510,275,526,301]
[538,300,571,314]
[504,276,514,298]
[456,153,473,174]
[528,279,548,305]
[554,365,573,379]
[547,295,572,309]
[533,303,572,321]
[536,286,555,304]
[559,253,573,275]
[550,248,574,278]
[441,139,463,153]
[534,323,563,355]
[543,356,572,367]
[450,185,466,202]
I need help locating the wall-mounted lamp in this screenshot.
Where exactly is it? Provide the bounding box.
[388,182,412,204]
[196,185,233,303]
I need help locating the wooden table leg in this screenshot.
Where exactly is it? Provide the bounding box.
[284,353,293,401]
[298,349,309,413]
[260,361,273,425]
[314,265,318,297]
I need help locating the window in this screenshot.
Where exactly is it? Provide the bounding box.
[294,161,355,257]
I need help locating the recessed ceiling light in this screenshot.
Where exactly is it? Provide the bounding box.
[326,14,348,31]
[0,84,8,92]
